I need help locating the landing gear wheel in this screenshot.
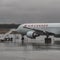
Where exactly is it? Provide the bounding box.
[45,38,51,44]
[21,36,24,44]
[0,40,4,42]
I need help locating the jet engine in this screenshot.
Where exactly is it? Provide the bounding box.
[26,30,39,39]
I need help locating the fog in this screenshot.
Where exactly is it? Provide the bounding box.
[0,0,60,23]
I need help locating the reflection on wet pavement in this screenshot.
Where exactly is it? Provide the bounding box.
[0,40,60,51]
[0,39,60,60]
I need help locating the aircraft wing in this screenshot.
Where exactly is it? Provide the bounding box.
[23,26,54,36]
[24,26,43,32]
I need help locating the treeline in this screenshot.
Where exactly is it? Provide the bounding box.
[0,24,20,29]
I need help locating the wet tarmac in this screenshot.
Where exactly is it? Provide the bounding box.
[0,34,60,60]
[0,40,60,60]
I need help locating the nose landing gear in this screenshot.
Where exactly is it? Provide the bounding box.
[21,36,24,44]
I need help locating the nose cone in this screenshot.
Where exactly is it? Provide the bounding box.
[16,24,25,32]
[16,27,20,32]
[16,25,22,32]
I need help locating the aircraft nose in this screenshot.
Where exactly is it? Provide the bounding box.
[16,25,21,32]
[16,28,19,32]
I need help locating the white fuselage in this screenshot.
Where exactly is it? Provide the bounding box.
[17,23,60,35]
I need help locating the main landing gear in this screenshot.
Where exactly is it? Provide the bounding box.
[45,35,52,44]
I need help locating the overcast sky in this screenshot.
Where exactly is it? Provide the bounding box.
[0,0,60,24]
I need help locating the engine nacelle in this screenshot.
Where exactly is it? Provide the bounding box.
[26,30,39,39]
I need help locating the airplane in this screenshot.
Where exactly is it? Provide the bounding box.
[16,23,60,44]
